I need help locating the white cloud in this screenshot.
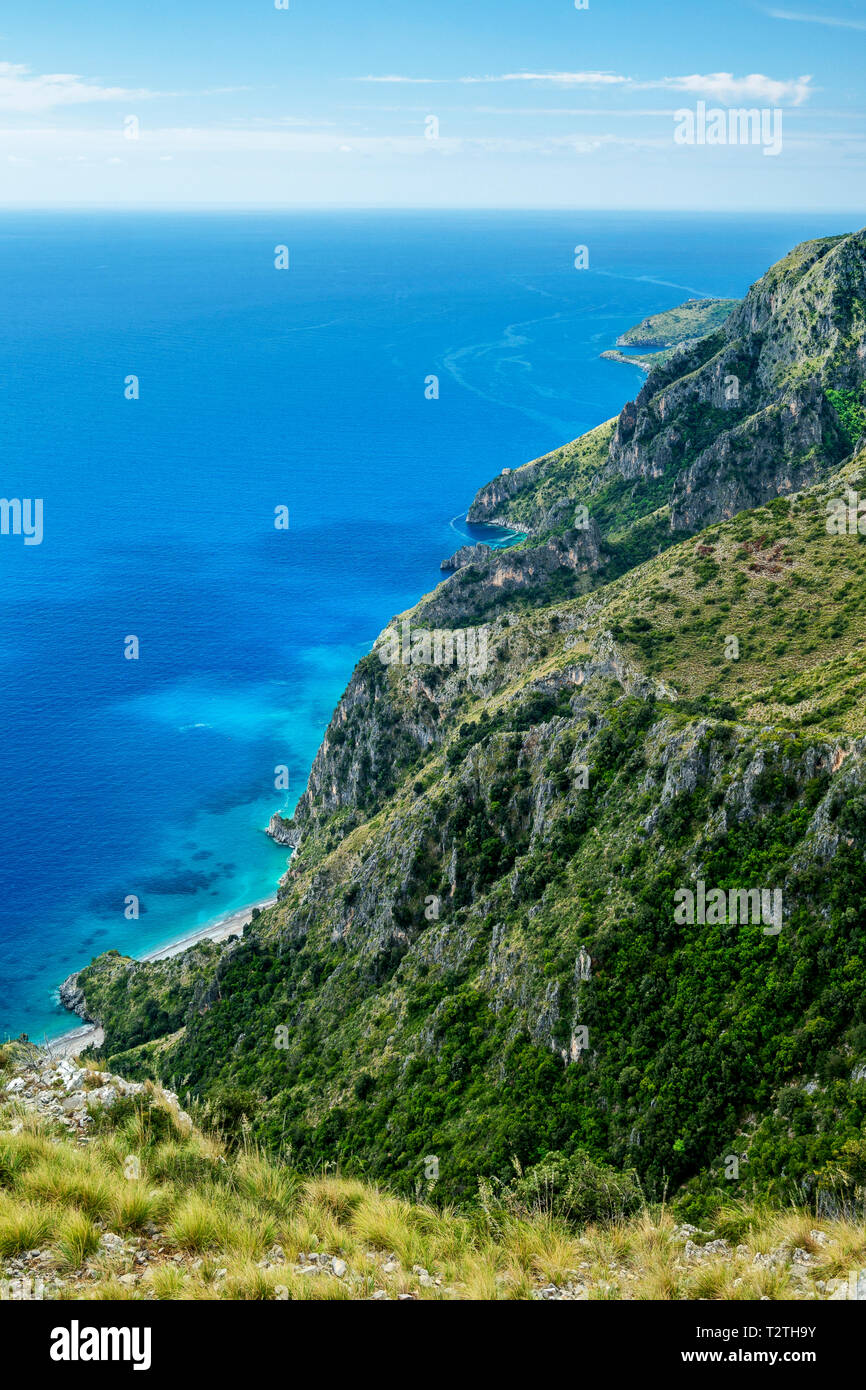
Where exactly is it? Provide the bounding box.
[462,71,630,87]
[0,123,671,161]
[356,75,440,84]
[766,8,866,29]
[356,71,629,87]
[658,72,813,106]
[357,71,814,106]
[0,60,155,112]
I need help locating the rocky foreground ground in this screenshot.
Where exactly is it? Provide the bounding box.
[1,1047,864,1302]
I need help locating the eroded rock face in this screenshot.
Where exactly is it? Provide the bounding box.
[467,462,548,527]
[466,230,866,559]
[423,526,605,628]
[668,385,843,531]
[603,232,866,537]
[267,814,300,848]
[58,974,99,1026]
[288,651,445,839]
[440,543,492,573]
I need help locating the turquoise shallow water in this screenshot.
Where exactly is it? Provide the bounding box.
[0,209,848,1040]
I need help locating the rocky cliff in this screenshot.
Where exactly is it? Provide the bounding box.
[468,232,866,572]
[59,228,866,1215]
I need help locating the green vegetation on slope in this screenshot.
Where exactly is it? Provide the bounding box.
[603,297,738,369]
[1,1045,864,1301]
[619,299,739,348]
[48,229,866,1240]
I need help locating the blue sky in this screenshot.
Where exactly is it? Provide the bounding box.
[0,0,864,208]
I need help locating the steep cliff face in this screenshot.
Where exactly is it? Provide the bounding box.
[441,543,492,572]
[724,231,866,391]
[604,233,864,531]
[64,231,866,1213]
[287,643,469,857]
[468,230,866,563]
[666,383,846,530]
[419,523,605,627]
[57,973,99,1026]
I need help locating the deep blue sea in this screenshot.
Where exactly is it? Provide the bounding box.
[0,210,852,1040]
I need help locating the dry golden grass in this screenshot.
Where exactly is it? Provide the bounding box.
[1,1081,863,1301]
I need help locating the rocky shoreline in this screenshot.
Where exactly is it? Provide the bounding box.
[49,894,277,1052]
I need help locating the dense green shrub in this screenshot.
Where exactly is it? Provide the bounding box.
[506,1149,644,1226]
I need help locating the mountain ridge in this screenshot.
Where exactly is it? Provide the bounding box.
[51,228,866,1217]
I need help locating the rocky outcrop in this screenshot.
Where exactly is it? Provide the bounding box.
[441,543,492,572]
[602,231,866,536]
[421,526,605,627]
[465,229,866,558]
[58,972,99,1026]
[288,649,444,846]
[668,384,846,530]
[467,461,547,528]
[1,1048,190,1139]
[267,813,300,847]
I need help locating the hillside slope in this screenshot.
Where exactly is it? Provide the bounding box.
[601,296,738,369]
[467,232,865,583]
[3,1044,863,1301]
[55,229,866,1220]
